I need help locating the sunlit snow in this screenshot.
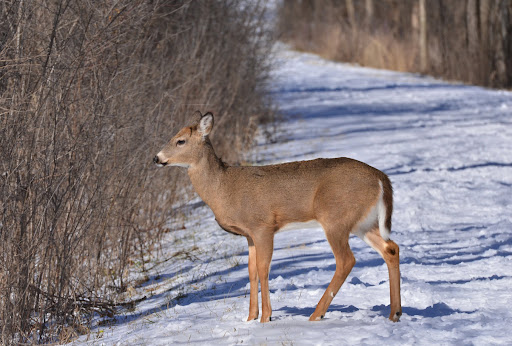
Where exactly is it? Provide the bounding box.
[77,46,512,345]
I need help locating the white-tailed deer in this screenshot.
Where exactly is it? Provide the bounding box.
[154,112,402,323]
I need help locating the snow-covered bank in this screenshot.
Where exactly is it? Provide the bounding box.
[76,46,512,345]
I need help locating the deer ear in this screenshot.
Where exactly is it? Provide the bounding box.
[198,112,214,138]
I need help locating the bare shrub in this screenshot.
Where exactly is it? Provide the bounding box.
[0,0,274,343]
[277,0,512,88]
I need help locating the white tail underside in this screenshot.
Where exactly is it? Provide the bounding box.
[355,180,390,242]
[377,180,390,241]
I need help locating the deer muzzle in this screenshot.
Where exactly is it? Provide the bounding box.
[153,155,167,167]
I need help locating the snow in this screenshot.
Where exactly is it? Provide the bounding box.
[76,46,512,345]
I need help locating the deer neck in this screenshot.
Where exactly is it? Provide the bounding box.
[187,142,226,209]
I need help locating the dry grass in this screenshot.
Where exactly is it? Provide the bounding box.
[0,0,274,343]
[314,25,417,73]
[277,0,512,88]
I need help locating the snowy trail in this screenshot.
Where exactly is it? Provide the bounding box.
[78,46,512,345]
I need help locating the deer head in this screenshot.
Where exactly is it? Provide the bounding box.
[153,112,214,168]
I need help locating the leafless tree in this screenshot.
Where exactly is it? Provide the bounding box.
[277,0,512,88]
[0,0,274,343]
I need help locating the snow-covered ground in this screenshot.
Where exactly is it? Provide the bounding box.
[77,46,512,345]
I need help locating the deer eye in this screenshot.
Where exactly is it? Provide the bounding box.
[176,139,186,146]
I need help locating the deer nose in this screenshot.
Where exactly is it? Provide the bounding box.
[153,156,160,164]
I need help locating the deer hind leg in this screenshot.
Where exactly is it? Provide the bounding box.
[310,225,355,321]
[363,229,402,322]
[246,237,259,321]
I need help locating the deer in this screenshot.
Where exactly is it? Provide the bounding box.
[153,112,402,323]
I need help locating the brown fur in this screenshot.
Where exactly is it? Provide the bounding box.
[155,113,402,322]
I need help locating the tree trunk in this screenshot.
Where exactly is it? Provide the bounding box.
[479,0,489,44]
[346,0,355,29]
[419,0,428,73]
[479,0,490,83]
[506,1,512,86]
[466,0,480,83]
[495,0,509,87]
[365,0,374,31]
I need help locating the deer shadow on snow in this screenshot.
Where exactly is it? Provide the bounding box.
[109,228,483,326]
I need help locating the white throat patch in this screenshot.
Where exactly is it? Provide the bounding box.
[170,163,190,168]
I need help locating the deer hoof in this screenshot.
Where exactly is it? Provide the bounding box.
[309,313,324,321]
[389,311,402,322]
[260,316,271,323]
[247,315,258,321]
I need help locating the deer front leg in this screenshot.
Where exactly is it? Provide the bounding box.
[247,237,259,321]
[254,232,274,323]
